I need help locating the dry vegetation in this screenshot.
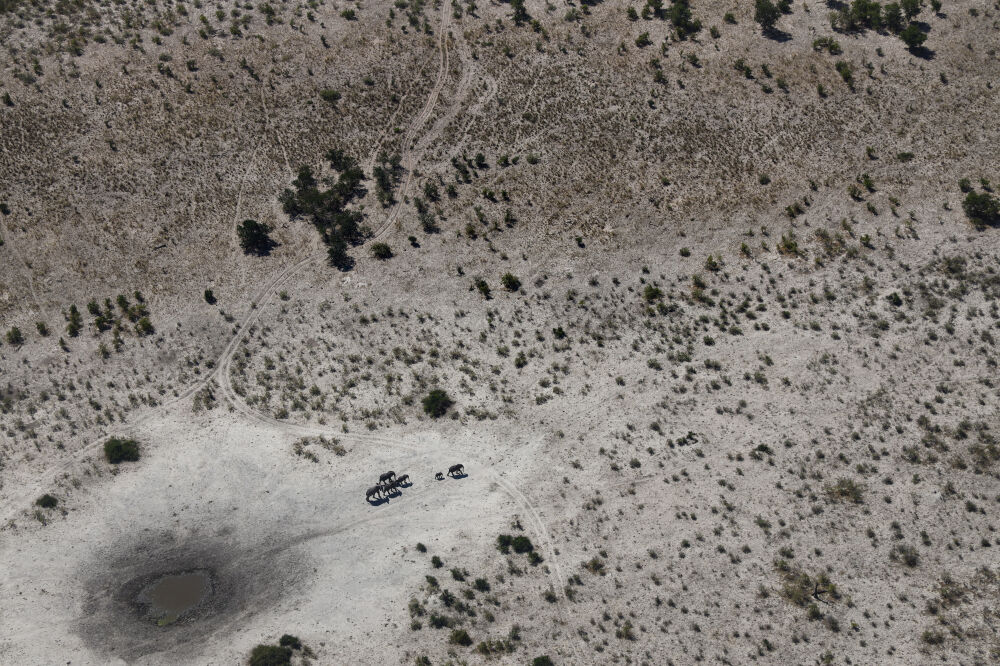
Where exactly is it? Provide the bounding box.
[1,0,999,664]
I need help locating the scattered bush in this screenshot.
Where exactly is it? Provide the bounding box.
[5,326,24,346]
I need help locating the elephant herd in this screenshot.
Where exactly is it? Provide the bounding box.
[365,464,465,502]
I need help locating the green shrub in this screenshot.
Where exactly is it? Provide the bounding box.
[319,89,341,104]
[204,289,216,304]
[962,191,1000,228]
[825,477,863,503]
[370,242,393,260]
[890,544,920,567]
[5,327,24,346]
[277,634,301,649]
[135,317,155,336]
[501,273,521,292]
[533,657,555,666]
[812,36,843,55]
[36,494,58,509]
[422,389,453,418]
[511,536,534,553]
[473,278,491,299]
[449,629,473,646]
[248,644,292,666]
[104,437,140,464]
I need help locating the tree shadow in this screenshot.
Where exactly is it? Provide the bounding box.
[763,28,792,43]
[825,0,847,9]
[909,45,935,60]
[247,238,279,257]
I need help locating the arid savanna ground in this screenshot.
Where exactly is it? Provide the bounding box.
[1,0,999,664]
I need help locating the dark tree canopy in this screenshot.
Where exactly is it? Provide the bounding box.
[669,0,702,38]
[237,219,274,255]
[754,0,781,31]
[422,389,453,418]
[279,149,366,269]
[899,22,927,49]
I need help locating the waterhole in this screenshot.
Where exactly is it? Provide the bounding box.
[138,570,213,626]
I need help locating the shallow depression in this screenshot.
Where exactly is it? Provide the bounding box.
[140,570,213,625]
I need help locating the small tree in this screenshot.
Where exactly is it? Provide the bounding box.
[882,2,904,31]
[422,389,453,418]
[237,219,274,255]
[963,191,1000,228]
[899,23,926,49]
[104,437,140,464]
[754,0,781,31]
